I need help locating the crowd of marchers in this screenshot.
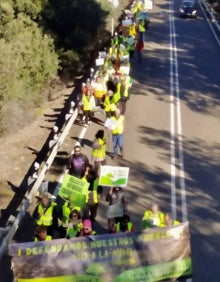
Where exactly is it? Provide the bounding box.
[31,0,180,242]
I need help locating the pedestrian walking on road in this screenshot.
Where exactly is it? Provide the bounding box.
[136,39,144,63]
[82,89,96,125]
[110,108,125,159]
[91,129,107,174]
[68,143,90,179]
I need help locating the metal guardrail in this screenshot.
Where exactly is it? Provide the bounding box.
[0,106,78,261]
[202,0,220,32]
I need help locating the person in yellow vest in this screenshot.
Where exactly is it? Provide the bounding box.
[33,192,58,237]
[110,108,125,159]
[91,130,107,174]
[64,209,83,238]
[103,90,117,118]
[79,219,96,236]
[162,213,180,227]
[92,76,107,107]
[142,203,165,229]
[34,225,52,241]
[82,89,96,125]
[83,168,101,228]
[117,75,131,115]
[138,19,146,41]
[125,35,136,60]
[61,197,81,224]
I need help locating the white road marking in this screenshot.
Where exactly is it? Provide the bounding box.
[169,7,177,221]
[169,1,191,281]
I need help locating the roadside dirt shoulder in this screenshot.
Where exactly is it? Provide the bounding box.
[0,87,73,211]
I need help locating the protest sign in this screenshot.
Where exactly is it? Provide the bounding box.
[58,174,89,208]
[96,58,104,66]
[122,19,133,27]
[136,12,150,20]
[144,0,153,10]
[107,204,124,219]
[104,118,116,130]
[99,166,129,187]
[9,223,192,282]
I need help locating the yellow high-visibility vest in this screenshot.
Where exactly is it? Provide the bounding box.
[111,115,125,134]
[82,95,95,111]
[34,235,52,242]
[104,96,117,112]
[138,21,145,32]
[61,202,81,224]
[36,202,57,226]
[116,221,133,232]
[142,210,165,229]
[92,138,106,159]
[117,82,129,98]
[66,222,83,238]
[86,178,99,204]
[129,24,137,37]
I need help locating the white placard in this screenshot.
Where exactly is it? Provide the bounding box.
[99,51,107,58]
[104,118,116,130]
[144,0,153,10]
[96,58,104,66]
[122,19,133,27]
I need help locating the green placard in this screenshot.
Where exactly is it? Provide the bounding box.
[58,174,89,208]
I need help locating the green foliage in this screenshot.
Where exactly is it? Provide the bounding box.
[0,13,59,134]
[0,1,14,35]
[41,0,109,69]
[0,0,130,134]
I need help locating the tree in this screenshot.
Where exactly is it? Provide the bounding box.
[0,14,59,134]
[41,0,109,73]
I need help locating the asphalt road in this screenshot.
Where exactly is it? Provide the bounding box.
[1,0,220,281]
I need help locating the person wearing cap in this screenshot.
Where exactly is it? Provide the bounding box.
[79,219,96,236]
[32,192,58,236]
[68,144,90,179]
[142,203,165,229]
[110,108,125,159]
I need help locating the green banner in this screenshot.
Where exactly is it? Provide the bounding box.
[9,223,192,282]
[58,174,89,208]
